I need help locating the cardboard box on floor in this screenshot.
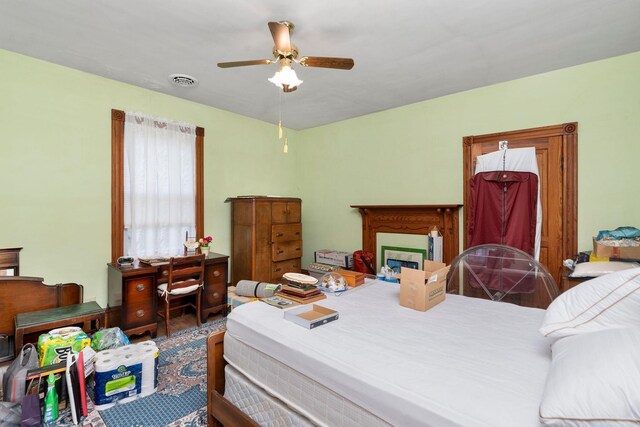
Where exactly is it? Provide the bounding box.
[399,261,450,312]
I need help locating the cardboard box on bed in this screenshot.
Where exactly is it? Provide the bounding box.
[592,237,640,260]
[284,304,339,329]
[399,262,450,312]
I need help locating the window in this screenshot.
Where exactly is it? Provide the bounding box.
[111,109,204,261]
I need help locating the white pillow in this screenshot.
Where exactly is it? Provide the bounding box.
[569,261,639,278]
[539,327,640,426]
[540,267,640,338]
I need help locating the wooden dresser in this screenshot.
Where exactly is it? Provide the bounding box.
[226,196,302,285]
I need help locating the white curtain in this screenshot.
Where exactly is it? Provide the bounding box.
[123,112,196,258]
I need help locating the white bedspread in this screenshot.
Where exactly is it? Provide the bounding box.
[226,281,550,427]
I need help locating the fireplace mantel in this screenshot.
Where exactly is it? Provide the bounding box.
[351,205,462,264]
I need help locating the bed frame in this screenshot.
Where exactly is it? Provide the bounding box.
[0,276,83,361]
[207,330,259,427]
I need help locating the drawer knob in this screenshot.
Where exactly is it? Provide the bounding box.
[295,231,300,235]
[276,232,284,237]
[136,284,145,292]
[162,271,168,276]
[213,292,219,299]
[213,270,221,277]
[136,310,145,318]
[274,268,281,272]
[277,250,284,254]
[295,247,301,251]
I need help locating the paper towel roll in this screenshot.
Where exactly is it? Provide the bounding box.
[119,344,138,354]
[137,341,158,351]
[94,357,122,408]
[139,348,158,397]
[235,280,281,298]
[94,402,116,411]
[119,353,143,404]
[94,349,114,361]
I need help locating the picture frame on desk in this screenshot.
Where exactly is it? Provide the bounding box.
[381,246,426,271]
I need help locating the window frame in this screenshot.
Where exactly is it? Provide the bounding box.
[111,109,204,263]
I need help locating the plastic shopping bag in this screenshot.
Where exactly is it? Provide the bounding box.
[1,344,39,403]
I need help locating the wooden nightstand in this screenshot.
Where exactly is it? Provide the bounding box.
[559,266,590,293]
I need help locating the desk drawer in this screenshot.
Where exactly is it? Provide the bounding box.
[206,264,226,286]
[123,301,155,327]
[204,282,226,307]
[271,258,301,282]
[124,276,155,305]
[272,224,302,243]
[272,240,302,262]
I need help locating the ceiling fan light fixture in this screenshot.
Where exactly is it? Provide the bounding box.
[268,62,302,89]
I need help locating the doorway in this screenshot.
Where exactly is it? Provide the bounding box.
[462,123,578,286]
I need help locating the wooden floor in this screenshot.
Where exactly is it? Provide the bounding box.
[130,311,224,343]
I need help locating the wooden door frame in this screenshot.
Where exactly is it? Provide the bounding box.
[462,122,578,262]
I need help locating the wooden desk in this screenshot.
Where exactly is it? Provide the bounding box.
[107,252,229,337]
[14,301,105,355]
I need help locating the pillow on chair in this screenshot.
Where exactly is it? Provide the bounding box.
[540,267,640,338]
[157,282,201,296]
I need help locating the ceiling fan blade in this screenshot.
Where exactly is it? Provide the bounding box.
[217,59,273,68]
[268,21,292,54]
[299,56,354,70]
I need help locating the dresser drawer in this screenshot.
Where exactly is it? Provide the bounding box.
[123,301,155,327]
[271,258,301,282]
[124,276,155,305]
[272,240,302,262]
[272,223,302,243]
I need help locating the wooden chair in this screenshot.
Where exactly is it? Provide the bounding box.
[157,254,205,337]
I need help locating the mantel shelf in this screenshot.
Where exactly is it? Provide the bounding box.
[351,204,462,264]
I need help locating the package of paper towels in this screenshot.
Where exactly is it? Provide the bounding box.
[93,341,158,409]
[235,280,281,298]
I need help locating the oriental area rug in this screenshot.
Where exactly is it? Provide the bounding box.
[55,318,226,427]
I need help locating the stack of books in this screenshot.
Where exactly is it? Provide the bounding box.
[278,283,326,304]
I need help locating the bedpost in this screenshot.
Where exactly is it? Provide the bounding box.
[207,330,226,426]
[207,330,259,427]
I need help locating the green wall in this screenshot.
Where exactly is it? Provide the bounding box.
[297,51,640,268]
[1,48,639,304]
[0,49,299,304]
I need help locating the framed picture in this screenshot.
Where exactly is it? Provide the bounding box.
[381,246,427,272]
[386,258,419,274]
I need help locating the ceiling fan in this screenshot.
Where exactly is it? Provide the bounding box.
[217,21,355,92]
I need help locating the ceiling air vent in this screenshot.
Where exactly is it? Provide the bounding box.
[169,74,199,88]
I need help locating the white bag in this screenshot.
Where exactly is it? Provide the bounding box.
[1,344,39,403]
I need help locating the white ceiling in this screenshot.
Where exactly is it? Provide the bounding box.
[1,1,639,130]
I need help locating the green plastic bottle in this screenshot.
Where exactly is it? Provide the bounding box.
[43,373,58,423]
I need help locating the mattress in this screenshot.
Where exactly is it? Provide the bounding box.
[225,333,390,427]
[225,364,314,427]
[226,281,551,427]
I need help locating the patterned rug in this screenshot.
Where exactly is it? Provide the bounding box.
[56,318,226,426]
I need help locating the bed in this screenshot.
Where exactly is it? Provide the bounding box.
[207,248,640,426]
